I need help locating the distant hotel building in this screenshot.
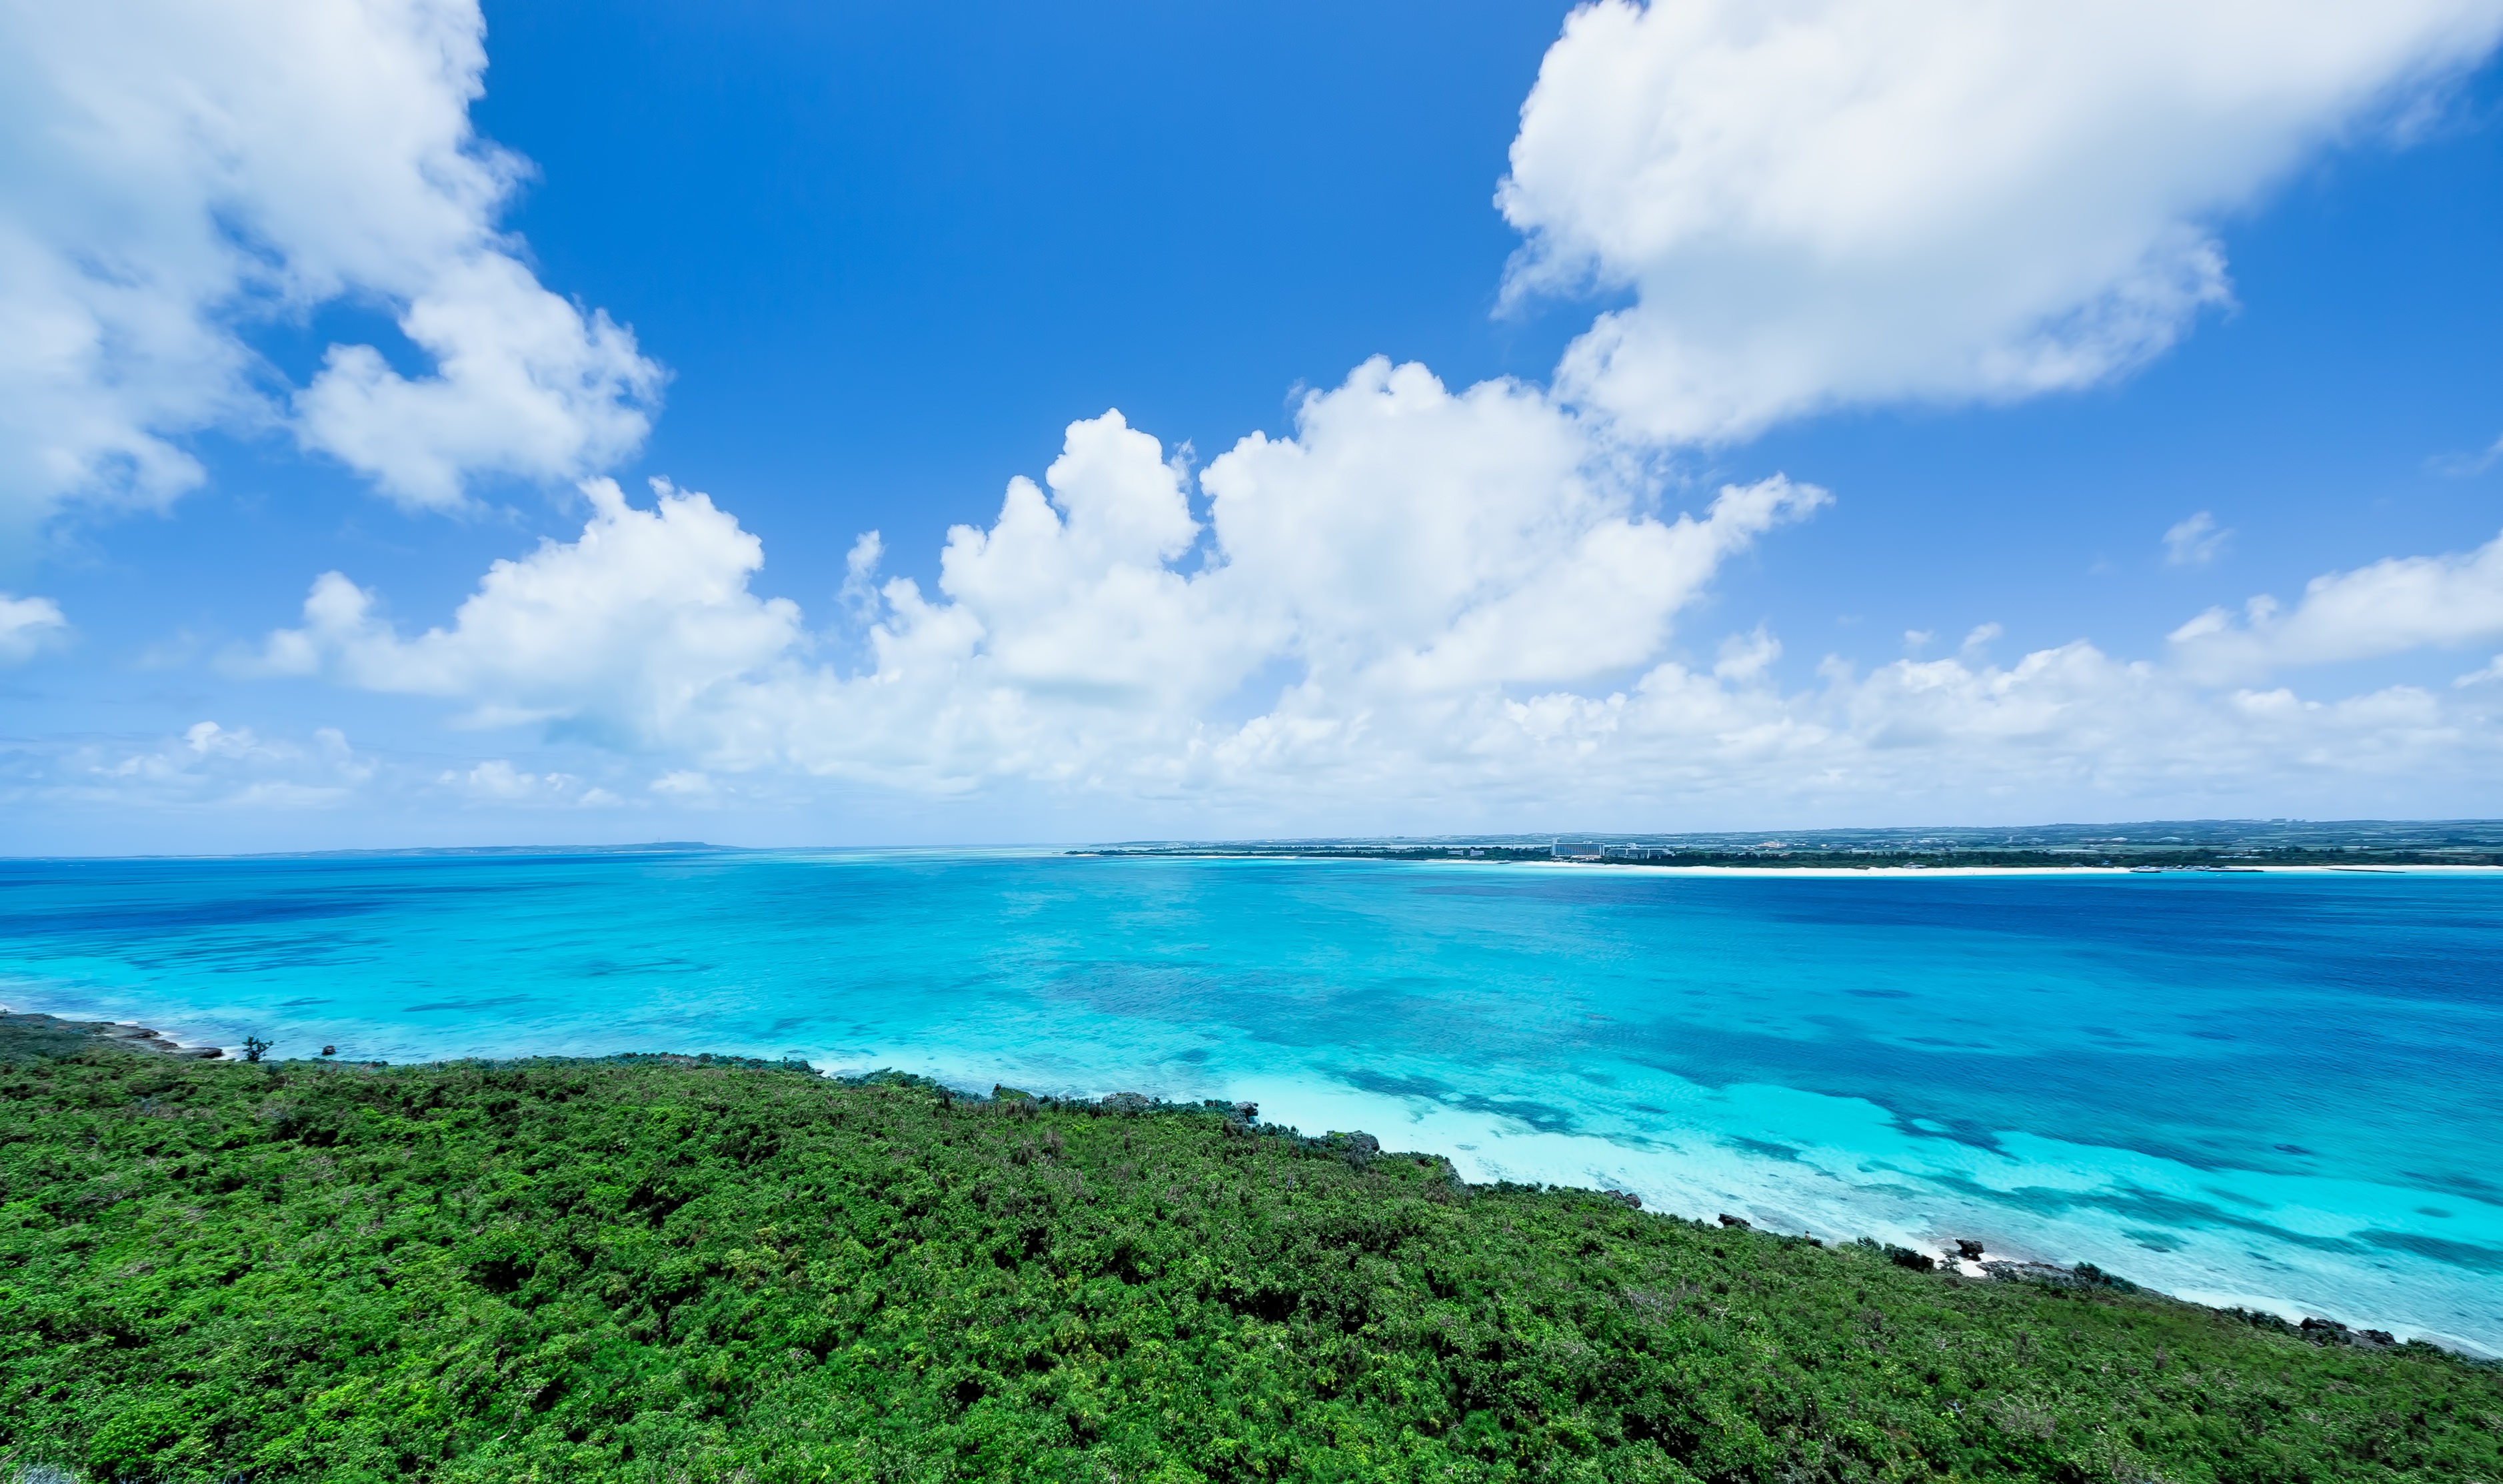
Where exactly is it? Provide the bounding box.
[1550,842,1679,860]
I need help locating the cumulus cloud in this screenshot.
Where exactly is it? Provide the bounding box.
[1199,362,1824,695]
[295,253,662,510]
[242,381,2503,820]
[257,363,1826,796]
[211,0,2503,825]
[256,476,800,738]
[0,594,69,663]
[0,0,660,527]
[2169,528,2503,682]
[1500,0,2503,441]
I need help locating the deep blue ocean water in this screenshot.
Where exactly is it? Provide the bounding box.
[3,849,2498,1353]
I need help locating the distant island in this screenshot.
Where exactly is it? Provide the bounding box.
[1075,817,2503,870]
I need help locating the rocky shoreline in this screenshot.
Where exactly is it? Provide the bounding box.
[0,1008,226,1060]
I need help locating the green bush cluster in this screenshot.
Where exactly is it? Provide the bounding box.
[1,1050,2495,1482]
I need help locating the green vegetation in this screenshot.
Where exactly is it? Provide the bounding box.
[3,1046,2496,1483]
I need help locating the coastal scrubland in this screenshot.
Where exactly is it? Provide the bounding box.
[1,1044,2495,1483]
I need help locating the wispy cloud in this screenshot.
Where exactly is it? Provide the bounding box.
[0,594,69,664]
[0,722,374,814]
[2163,512,2233,566]
[2427,434,2503,478]
[2456,654,2503,688]
[436,759,622,808]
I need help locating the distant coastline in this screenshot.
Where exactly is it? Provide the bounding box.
[1075,848,2503,872]
[1497,860,2498,876]
[1071,815,2503,871]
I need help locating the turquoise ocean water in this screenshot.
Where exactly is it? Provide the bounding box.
[2,848,2498,1353]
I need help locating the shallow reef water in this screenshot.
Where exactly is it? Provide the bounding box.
[1,848,2497,1353]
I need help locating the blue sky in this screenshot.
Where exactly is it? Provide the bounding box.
[5,0,2503,851]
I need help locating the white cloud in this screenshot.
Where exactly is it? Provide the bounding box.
[439,758,561,800]
[0,594,69,662]
[2429,432,2503,478]
[2170,528,2503,682]
[1713,627,1780,684]
[838,531,885,623]
[181,0,2503,828]
[295,253,663,509]
[239,388,2503,822]
[1500,0,2503,442]
[0,0,660,527]
[432,759,623,807]
[255,476,801,738]
[0,720,377,813]
[0,720,698,828]
[1197,361,1824,695]
[255,365,1826,798]
[1288,637,2497,823]
[2164,511,2232,566]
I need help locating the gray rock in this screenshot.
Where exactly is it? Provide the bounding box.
[1982,1260,2092,1288]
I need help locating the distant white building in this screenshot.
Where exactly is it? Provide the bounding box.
[1552,842,1606,860]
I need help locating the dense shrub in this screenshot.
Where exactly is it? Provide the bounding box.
[1,1050,2495,1482]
